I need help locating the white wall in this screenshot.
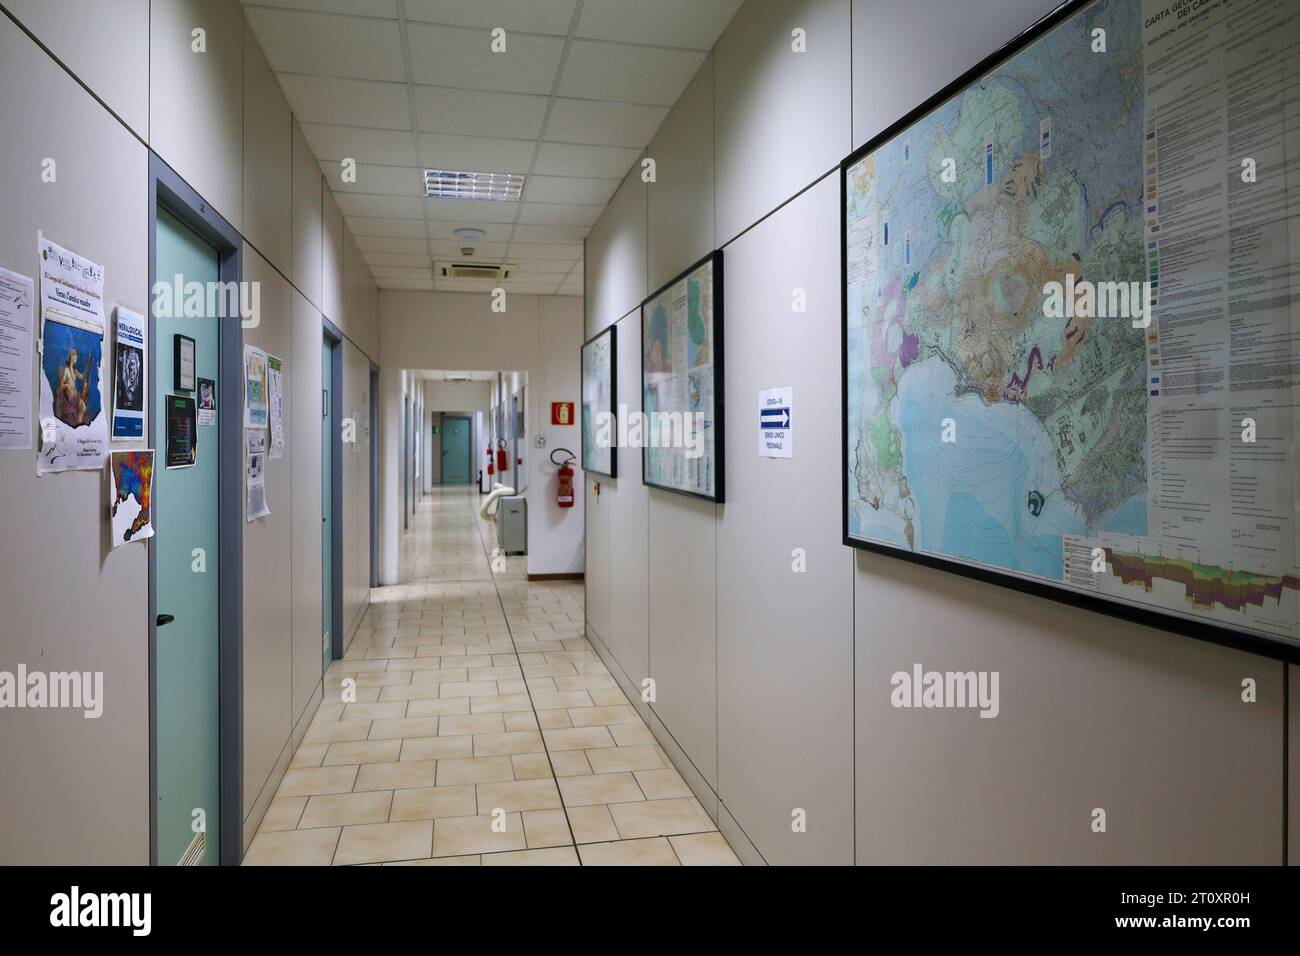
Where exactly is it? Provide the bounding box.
[422,379,491,488]
[582,0,1289,865]
[377,292,586,579]
[0,0,379,862]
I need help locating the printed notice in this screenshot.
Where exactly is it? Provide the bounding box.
[268,354,285,459]
[0,266,35,449]
[112,306,146,440]
[246,429,270,521]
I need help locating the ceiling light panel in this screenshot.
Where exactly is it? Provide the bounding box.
[424,169,525,201]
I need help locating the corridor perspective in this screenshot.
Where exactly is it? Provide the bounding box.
[246,488,737,866]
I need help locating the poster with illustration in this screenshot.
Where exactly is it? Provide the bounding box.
[109,449,155,547]
[244,344,268,429]
[37,236,107,474]
[197,377,217,426]
[112,306,146,439]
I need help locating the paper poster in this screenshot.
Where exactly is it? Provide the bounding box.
[165,394,197,468]
[112,306,145,440]
[267,354,285,459]
[0,266,35,449]
[37,236,108,474]
[244,344,268,429]
[197,377,217,426]
[758,386,792,458]
[246,429,270,521]
[109,449,155,547]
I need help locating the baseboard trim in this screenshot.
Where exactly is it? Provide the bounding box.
[526,572,585,581]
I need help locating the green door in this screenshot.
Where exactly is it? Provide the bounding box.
[154,207,221,866]
[322,339,333,672]
[442,415,471,483]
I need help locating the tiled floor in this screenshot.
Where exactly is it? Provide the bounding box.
[245,485,740,866]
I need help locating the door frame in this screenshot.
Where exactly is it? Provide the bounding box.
[147,153,244,865]
[439,413,473,484]
[369,364,379,588]
[322,318,345,662]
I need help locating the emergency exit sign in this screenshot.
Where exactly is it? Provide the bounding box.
[551,402,575,425]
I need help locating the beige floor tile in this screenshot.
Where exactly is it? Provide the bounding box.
[431,813,526,857]
[522,809,571,848]
[389,785,478,821]
[439,713,506,736]
[510,753,552,780]
[548,749,592,776]
[531,690,594,710]
[435,755,516,786]
[289,744,329,768]
[399,735,475,761]
[536,709,572,730]
[438,680,501,698]
[568,704,640,727]
[341,702,408,721]
[469,693,534,714]
[260,796,307,831]
[475,777,562,813]
[579,836,680,866]
[585,743,666,774]
[557,772,645,807]
[633,768,692,800]
[473,730,544,756]
[243,827,341,866]
[543,725,616,751]
[670,832,742,866]
[609,723,656,747]
[386,854,481,866]
[566,804,620,844]
[354,759,439,792]
[302,719,374,744]
[503,711,539,732]
[277,765,359,797]
[406,697,472,717]
[368,716,441,740]
[334,821,433,865]
[322,739,402,766]
[299,790,393,829]
[483,846,579,866]
[609,798,715,840]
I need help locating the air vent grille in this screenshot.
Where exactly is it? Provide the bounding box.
[437,262,512,281]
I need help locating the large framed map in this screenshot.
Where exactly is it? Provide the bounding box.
[581,324,617,478]
[842,0,1300,658]
[642,251,724,502]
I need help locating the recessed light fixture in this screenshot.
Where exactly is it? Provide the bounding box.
[454,227,487,240]
[425,169,524,201]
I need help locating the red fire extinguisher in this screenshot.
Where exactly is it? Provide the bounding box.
[486,445,495,477]
[496,439,509,474]
[552,448,576,508]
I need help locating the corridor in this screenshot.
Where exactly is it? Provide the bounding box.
[244,487,739,866]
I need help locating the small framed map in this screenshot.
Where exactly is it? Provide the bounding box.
[641,251,724,502]
[581,324,617,478]
[841,0,1300,659]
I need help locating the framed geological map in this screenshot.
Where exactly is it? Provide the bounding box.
[841,0,1299,658]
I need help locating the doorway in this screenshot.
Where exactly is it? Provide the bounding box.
[149,156,243,866]
[440,414,472,483]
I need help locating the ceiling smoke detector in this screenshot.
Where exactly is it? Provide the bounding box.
[454,227,486,240]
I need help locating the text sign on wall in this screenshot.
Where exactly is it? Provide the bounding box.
[759,386,792,458]
[551,401,575,425]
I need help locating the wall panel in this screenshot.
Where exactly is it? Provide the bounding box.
[584,168,646,336]
[290,290,324,725]
[242,20,293,276]
[291,119,324,310]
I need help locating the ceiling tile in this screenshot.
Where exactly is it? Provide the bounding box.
[346,216,428,238]
[370,266,435,279]
[404,0,576,35]
[507,258,575,274]
[425,221,515,242]
[414,87,548,138]
[425,198,519,224]
[517,202,602,227]
[522,175,619,205]
[301,124,417,165]
[320,161,424,196]
[511,223,589,243]
[505,241,582,260]
[558,40,705,105]
[430,239,509,258]
[333,192,426,219]
[407,23,564,94]
[364,252,433,268]
[356,235,430,254]
[533,141,640,178]
[245,7,405,81]
[278,74,411,129]
[575,0,742,49]
[240,1,397,16]
[418,133,535,173]
[377,277,436,290]
[435,278,507,293]
[544,98,668,147]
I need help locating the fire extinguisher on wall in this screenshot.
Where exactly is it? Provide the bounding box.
[551,448,576,508]
[496,439,509,474]
[486,445,495,477]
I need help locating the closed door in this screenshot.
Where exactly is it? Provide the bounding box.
[442,416,471,483]
[322,339,333,673]
[154,207,221,866]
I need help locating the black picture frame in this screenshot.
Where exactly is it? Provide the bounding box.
[173,333,195,392]
[580,323,618,478]
[838,0,1300,664]
[640,250,725,503]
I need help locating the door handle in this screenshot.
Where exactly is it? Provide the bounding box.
[157,614,175,627]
